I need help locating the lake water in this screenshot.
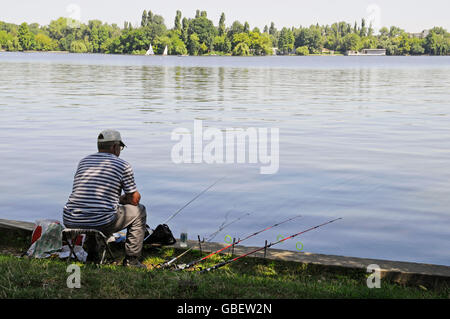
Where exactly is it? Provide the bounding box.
[1,52,449,266]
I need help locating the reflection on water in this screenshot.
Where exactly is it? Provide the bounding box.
[0,52,449,265]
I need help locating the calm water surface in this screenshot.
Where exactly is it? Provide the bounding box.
[1,52,449,265]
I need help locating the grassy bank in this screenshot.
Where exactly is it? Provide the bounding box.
[0,228,448,299]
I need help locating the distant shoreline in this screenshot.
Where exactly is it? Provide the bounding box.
[1,50,443,57]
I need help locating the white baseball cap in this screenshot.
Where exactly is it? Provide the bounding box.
[98,129,126,147]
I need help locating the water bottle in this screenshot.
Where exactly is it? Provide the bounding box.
[180,231,188,247]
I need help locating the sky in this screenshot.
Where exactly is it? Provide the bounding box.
[1,0,449,33]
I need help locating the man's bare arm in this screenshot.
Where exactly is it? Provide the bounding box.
[119,191,141,206]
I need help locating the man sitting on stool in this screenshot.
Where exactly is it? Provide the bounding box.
[63,129,147,268]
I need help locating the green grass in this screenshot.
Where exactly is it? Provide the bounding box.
[0,228,448,299]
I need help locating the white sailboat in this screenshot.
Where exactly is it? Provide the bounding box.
[162,45,168,56]
[145,44,154,56]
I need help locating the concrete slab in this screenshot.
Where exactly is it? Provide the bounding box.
[1,219,449,288]
[175,239,450,288]
[0,219,35,232]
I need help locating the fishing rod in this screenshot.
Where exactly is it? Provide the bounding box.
[175,213,303,271]
[155,211,251,269]
[145,177,225,242]
[205,211,252,242]
[162,176,225,225]
[200,217,343,273]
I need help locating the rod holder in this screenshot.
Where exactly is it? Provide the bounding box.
[264,240,268,259]
[231,237,236,256]
[197,235,202,255]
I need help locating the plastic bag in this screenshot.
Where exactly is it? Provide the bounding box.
[58,245,88,262]
[27,219,64,258]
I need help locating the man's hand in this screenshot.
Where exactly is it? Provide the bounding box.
[119,191,141,206]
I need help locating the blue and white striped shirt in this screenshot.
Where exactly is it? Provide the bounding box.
[63,152,138,227]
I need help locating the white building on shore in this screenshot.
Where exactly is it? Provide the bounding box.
[346,49,386,56]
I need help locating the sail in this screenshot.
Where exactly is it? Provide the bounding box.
[163,45,168,56]
[146,44,154,56]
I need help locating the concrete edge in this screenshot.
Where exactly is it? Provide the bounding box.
[0,219,35,232]
[175,239,450,288]
[1,219,449,288]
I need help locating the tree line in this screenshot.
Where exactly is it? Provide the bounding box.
[0,9,449,56]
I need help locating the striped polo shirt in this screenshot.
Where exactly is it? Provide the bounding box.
[63,152,138,227]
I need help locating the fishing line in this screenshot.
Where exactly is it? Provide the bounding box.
[175,213,303,271]
[155,210,251,268]
[200,217,343,273]
[162,176,225,225]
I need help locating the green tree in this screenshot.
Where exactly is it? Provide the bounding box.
[383,36,402,55]
[147,11,154,24]
[153,34,170,54]
[361,36,377,49]
[424,27,449,55]
[28,23,40,35]
[249,31,272,55]
[143,14,167,43]
[0,30,14,49]
[18,22,35,50]
[101,36,122,53]
[269,22,276,36]
[89,26,100,52]
[295,45,309,55]
[213,35,231,53]
[232,42,250,56]
[228,21,244,38]
[341,33,362,52]
[48,18,68,40]
[34,33,57,51]
[174,10,182,32]
[294,26,323,53]
[232,32,250,51]
[188,15,217,51]
[8,37,22,51]
[166,30,187,55]
[368,22,374,37]
[2,11,447,57]
[398,33,412,55]
[278,27,294,54]
[219,13,226,36]
[389,26,404,38]
[69,40,88,53]
[244,22,250,33]
[188,32,200,55]
[360,18,367,37]
[324,34,338,50]
[181,17,189,43]
[141,10,148,27]
[199,42,208,54]
[409,37,425,55]
[379,27,389,39]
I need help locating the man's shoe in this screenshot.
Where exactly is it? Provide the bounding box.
[86,250,101,264]
[123,256,147,269]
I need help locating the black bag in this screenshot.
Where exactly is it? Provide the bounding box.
[144,224,176,245]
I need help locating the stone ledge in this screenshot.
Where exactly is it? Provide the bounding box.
[1,219,449,288]
[176,239,450,288]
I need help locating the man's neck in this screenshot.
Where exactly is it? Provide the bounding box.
[98,150,117,156]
